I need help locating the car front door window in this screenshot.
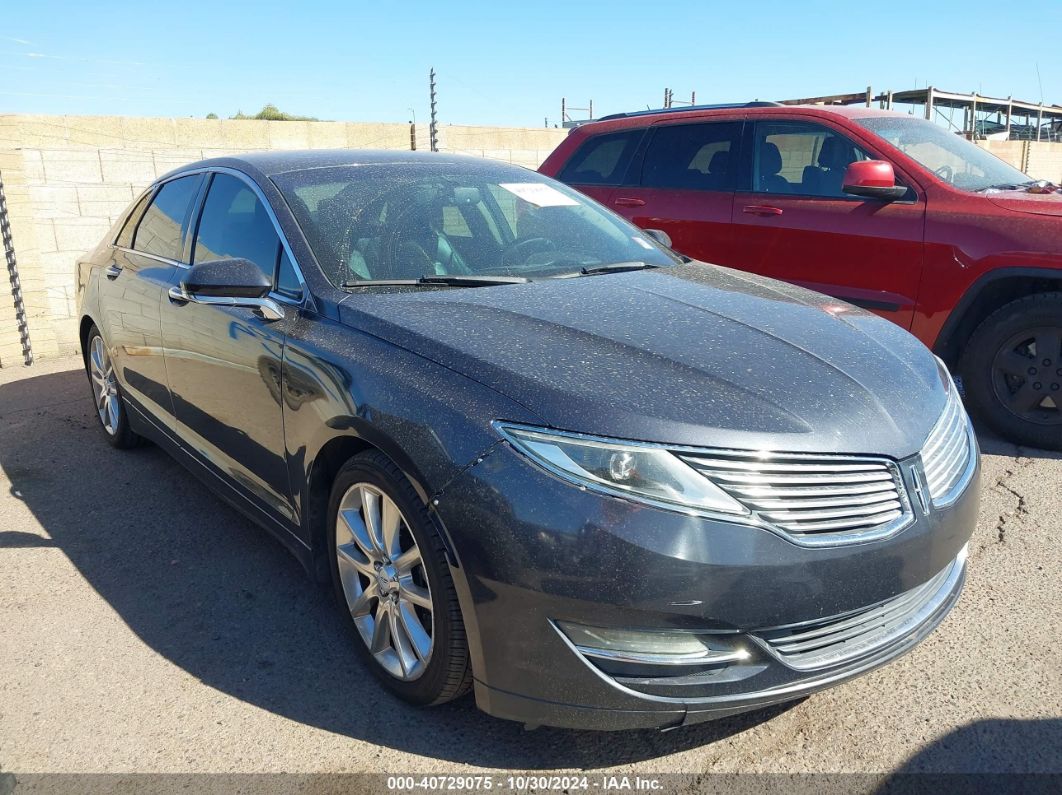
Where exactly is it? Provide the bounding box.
[193,173,282,282]
[753,121,872,197]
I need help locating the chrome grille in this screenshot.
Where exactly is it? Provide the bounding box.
[921,391,974,506]
[680,451,911,542]
[753,548,965,670]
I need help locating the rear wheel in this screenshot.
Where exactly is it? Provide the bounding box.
[327,450,472,705]
[84,326,141,449]
[959,293,1062,450]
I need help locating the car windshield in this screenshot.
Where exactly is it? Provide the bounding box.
[272,162,677,287]
[856,116,1033,192]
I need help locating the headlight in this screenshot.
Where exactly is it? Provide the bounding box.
[494,423,748,516]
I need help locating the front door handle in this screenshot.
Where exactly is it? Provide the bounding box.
[613,197,646,207]
[742,205,784,216]
[104,264,123,279]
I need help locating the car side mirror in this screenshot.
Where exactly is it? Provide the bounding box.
[182,258,271,298]
[168,258,284,322]
[644,229,673,248]
[842,161,908,201]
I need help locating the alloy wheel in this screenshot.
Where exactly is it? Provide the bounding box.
[991,326,1062,426]
[334,483,434,680]
[89,336,121,435]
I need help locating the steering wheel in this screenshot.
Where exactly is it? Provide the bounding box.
[934,164,954,182]
[501,237,555,266]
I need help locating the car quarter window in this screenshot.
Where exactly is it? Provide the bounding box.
[752,121,872,197]
[193,173,282,283]
[275,248,302,298]
[557,129,642,186]
[641,121,743,191]
[131,175,203,261]
[115,191,153,248]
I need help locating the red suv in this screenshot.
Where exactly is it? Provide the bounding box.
[540,103,1062,449]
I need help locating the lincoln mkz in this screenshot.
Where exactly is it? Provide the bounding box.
[76,151,979,730]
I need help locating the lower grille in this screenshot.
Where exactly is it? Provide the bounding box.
[680,450,911,543]
[753,548,966,671]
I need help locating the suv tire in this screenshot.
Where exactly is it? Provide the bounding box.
[959,293,1062,450]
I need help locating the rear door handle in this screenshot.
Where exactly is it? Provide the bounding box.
[743,205,784,216]
[613,197,646,207]
[104,264,123,279]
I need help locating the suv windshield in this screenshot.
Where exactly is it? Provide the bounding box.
[857,116,1032,192]
[272,162,677,287]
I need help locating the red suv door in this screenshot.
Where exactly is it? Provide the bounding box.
[731,119,926,328]
[606,119,744,266]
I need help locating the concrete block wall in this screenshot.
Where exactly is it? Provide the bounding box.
[0,114,566,367]
[975,139,1062,181]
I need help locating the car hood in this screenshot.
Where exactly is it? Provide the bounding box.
[337,264,945,458]
[985,190,1062,217]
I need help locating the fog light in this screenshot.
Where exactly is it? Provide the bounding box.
[557,621,750,666]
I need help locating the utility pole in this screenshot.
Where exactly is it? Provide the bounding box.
[429,68,438,153]
[0,169,32,365]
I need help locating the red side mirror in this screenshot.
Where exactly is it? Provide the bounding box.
[842,161,907,200]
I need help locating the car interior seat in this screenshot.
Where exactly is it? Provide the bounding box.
[802,137,855,196]
[704,150,730,190]
[758,142,790,192]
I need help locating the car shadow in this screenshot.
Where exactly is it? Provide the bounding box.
[877,718,1062,791]
[0,366,797,769]
[973,420,1062,462]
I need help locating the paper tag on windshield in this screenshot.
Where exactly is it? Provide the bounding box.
[499,182,579,207]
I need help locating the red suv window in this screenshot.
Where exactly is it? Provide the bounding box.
[557,129,643,186]
[641,122,742,191]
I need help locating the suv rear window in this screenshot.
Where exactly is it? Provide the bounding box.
[558,130,642,186]
[641,122,742,191]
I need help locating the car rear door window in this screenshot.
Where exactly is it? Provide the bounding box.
[193,173,281,283]
[641,122,742,191]
[752,121,872,197]
[558,130,642,186]
[132,175,203,262]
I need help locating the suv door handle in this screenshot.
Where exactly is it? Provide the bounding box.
[743,205,784,216]
[613,197,646,207]
[104,264,123,279]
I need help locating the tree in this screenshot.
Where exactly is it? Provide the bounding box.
[206,112,219,119]
[228,104,319,122]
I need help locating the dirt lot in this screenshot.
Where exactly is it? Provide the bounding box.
[0,357,1059,785]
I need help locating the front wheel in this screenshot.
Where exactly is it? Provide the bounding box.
[84,326,141,449]
[327,450,472,705]
[959,293,1062,450]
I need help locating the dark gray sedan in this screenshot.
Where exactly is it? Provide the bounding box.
[75,150,979,730]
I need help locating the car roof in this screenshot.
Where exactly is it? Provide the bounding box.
[158,149,523,182]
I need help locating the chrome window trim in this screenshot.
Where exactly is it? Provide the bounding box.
[119,166,315,313]
[494,420,916,548]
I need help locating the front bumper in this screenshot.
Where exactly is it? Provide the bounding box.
[434,442,979,731]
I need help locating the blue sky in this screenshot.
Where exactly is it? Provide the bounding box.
[2,1,1060,127]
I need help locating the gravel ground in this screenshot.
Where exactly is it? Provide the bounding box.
[0,356,1059,785]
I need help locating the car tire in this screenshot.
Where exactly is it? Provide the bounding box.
[84,325,142,449]
[959,293,1062,450]
[327,450,472,705]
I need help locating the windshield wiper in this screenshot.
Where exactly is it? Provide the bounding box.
[557,261,661,278]
[976,180,1039,192]
[343,274,530,288]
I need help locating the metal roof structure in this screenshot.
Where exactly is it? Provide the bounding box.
[779,87,1062,141]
